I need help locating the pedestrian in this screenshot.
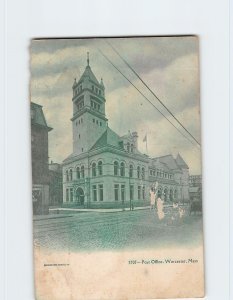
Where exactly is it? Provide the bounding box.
[153,181,159,194]
[167,202,185,226]
[157,195,165,220]
[150,187,156,210]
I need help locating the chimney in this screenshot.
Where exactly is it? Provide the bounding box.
[132,131,138,149]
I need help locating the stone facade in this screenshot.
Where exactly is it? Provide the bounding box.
[49,162,63,206]
[62,57,190,208]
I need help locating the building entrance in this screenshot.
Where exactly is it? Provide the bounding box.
[76,187,84,205]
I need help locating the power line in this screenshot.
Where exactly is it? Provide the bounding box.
[106,40,201,146]
[98,48,198,148]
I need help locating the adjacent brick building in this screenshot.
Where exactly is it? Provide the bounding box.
[31,102,52,214]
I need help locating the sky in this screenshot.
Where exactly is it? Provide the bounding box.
[30,37,202,174]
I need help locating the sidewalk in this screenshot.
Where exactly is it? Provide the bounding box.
[34,204,190,221]
[49,206,151,214]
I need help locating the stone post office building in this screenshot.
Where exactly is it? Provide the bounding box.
[62,56,190,208]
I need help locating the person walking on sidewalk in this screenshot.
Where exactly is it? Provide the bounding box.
[157,195,165,220]
[150,187,156,210]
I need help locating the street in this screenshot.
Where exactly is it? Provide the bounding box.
[33,209,203,251]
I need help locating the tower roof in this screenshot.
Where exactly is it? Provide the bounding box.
[77,53,100,86]
[78,65,100,86]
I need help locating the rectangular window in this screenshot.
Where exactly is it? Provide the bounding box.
[138,186,141,200]
[114,184,119,201]
[142,186,145,200]
[66,188,69,202]
[99,184,103,201]
[70,188,73,202]
[121,185,125,202]
[93,185,97,201]
[130,185,134,201]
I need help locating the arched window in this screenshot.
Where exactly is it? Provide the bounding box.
[120,162,125,177]
[76,167,80,179]
[69,169,73,181]
[98,161,103,175]
[131,144,134,153]
[81,165,85,178]
[66,170,69,182]
[158,187,162,197]
[114,161,119,176]
[141,167,145,180]
[92,163,96,177]
[127,142,130,152]
[129,164,133,178]
[169,189,173,201]
[137,166,140,179]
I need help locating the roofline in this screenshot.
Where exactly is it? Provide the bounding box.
[31,102,43,108]
[31,121,53,131]
[63,146,149,165]
[153,154,173,160]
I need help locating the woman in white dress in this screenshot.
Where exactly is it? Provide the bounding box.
[157,195,165,220]
[149,188,156,210]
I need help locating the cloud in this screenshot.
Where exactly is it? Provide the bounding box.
[30,37,201,174]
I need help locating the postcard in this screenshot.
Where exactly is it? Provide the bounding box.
[31,36,204,299]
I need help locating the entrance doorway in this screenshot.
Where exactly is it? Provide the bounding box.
[76,187,84,205]
[164,188,168,202]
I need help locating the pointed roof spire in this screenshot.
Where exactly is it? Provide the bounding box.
[72,78,77,88]
[100,77,105,87]
[87,51,89,66]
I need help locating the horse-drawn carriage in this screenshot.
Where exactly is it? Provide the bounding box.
[189,200,202,215]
